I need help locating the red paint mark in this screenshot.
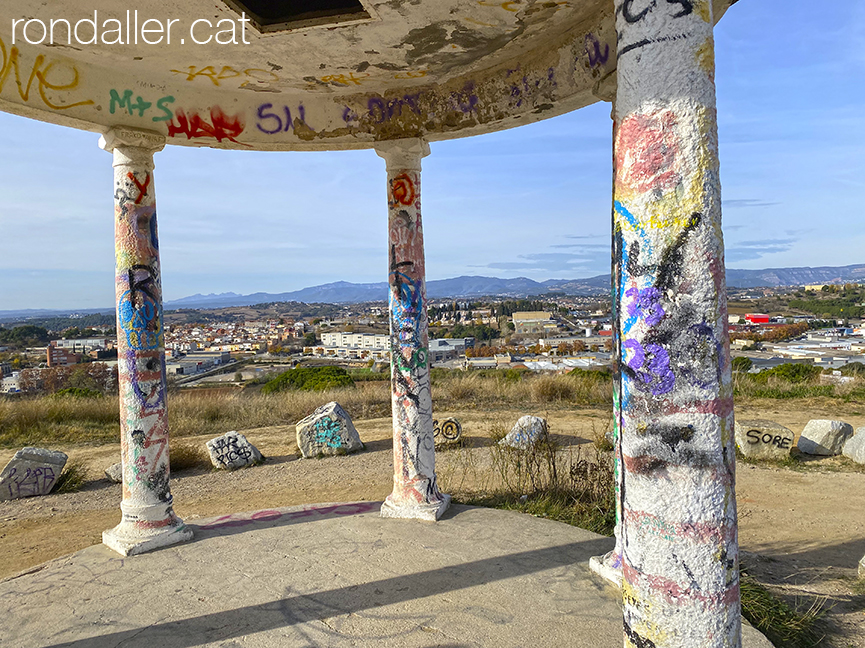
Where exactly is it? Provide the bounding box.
[623,562,740,607]
[391,173,416,206]
[615,109,680,194]
[167,107,249,146]
[127,172,151,205]
[135,516,175,530]
[623,508,737,544]
[199,502,378,530]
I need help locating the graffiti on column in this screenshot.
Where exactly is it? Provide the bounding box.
[113,167,174,516]
[386,169,443,507]
[614,1,738,647]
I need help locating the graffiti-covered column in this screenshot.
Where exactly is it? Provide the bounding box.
[375,139,450,522]
[614,2,739,647]
[100,126,192,556]
[590,114,625,588]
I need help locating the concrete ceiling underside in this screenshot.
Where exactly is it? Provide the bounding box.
[0,0,733,151]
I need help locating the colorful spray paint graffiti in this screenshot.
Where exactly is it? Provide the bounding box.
[613,1,739,646]
[101,127,191,556]
[376,140,449,521]
[167,107,248,146]
[0,36,94,110]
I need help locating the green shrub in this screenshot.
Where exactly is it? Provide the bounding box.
[51,387,104,399]
[732,357,753,373]
[754,363,822,384]
[839,361,865,377]
[262,366,354,394]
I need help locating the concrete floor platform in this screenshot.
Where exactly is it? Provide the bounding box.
[0,502,769,648]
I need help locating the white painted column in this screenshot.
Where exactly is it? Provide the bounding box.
[613,1,739,646]
[100,126,192,556]
[375,139,450,522]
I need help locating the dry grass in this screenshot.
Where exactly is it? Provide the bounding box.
[444,418,617,536]
[52,459,88,494]
[169,441,212,472]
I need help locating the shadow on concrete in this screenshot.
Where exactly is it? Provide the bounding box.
[188,502,384,542]
[41,536,614,648]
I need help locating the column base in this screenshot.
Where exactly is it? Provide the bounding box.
[588,549,623,588]
[380,493,451,521]
[103,519,193,556]
[103,498,192,556]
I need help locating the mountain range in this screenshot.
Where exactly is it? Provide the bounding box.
[3,264,863,320]
[165,263,865,309]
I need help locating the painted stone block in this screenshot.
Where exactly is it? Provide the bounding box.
[296,402,363,458]
[499,415,548,450]
[0,447,68,501]
[842,428,865,465]
[735,419,794,460]
[797,419,854,456]
[206,432,264,470]
[105,462,123,483]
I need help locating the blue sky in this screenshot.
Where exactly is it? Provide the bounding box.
[1,1,863,311]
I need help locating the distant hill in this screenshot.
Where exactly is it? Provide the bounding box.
[163,275,612,309]
[3,264,863,318]
[725,264,865,288]
[165,264,865,308]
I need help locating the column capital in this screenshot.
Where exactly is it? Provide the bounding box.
[99,126,165,169]
[374,138,430,172]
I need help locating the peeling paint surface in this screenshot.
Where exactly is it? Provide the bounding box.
[613,1,739,646]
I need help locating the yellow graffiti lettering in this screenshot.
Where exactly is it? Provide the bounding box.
[320,72,369,86]
[0,37,93,110]
[239,68,280,85]
[464,17,500,27]
[393,70,428,80]
[478,1,520,10]
[170,65,280,87]
[170,65,240,86]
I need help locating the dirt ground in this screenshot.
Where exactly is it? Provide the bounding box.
[1,404,864,647]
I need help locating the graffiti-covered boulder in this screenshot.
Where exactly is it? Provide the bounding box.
[0,447,68,501]
[797,419,854,456]
[296,402,363,458]
[734,419,794,460]
[105,462,123,483]
[206,432,264,470]
[842,428,865,465]
[499,415,548,450]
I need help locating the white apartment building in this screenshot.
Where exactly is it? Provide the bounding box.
[320,332,390,350]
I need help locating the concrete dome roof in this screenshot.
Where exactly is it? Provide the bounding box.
[0,0,732,151]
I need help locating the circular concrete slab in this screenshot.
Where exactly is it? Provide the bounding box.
[0,502,622,647]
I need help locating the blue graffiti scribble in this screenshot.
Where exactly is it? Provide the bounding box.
[313,417,344,448]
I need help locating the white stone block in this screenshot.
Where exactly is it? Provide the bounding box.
[499,415,548,450]
[735,420,794,460]
[105,462,123,483]
[797,420,854,456]
[842,428,865,465]
[0,447,68,501]
[296,402,363,458]
[206,432,263,470]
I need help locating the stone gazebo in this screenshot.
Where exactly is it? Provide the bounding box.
[1,0,742,645]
